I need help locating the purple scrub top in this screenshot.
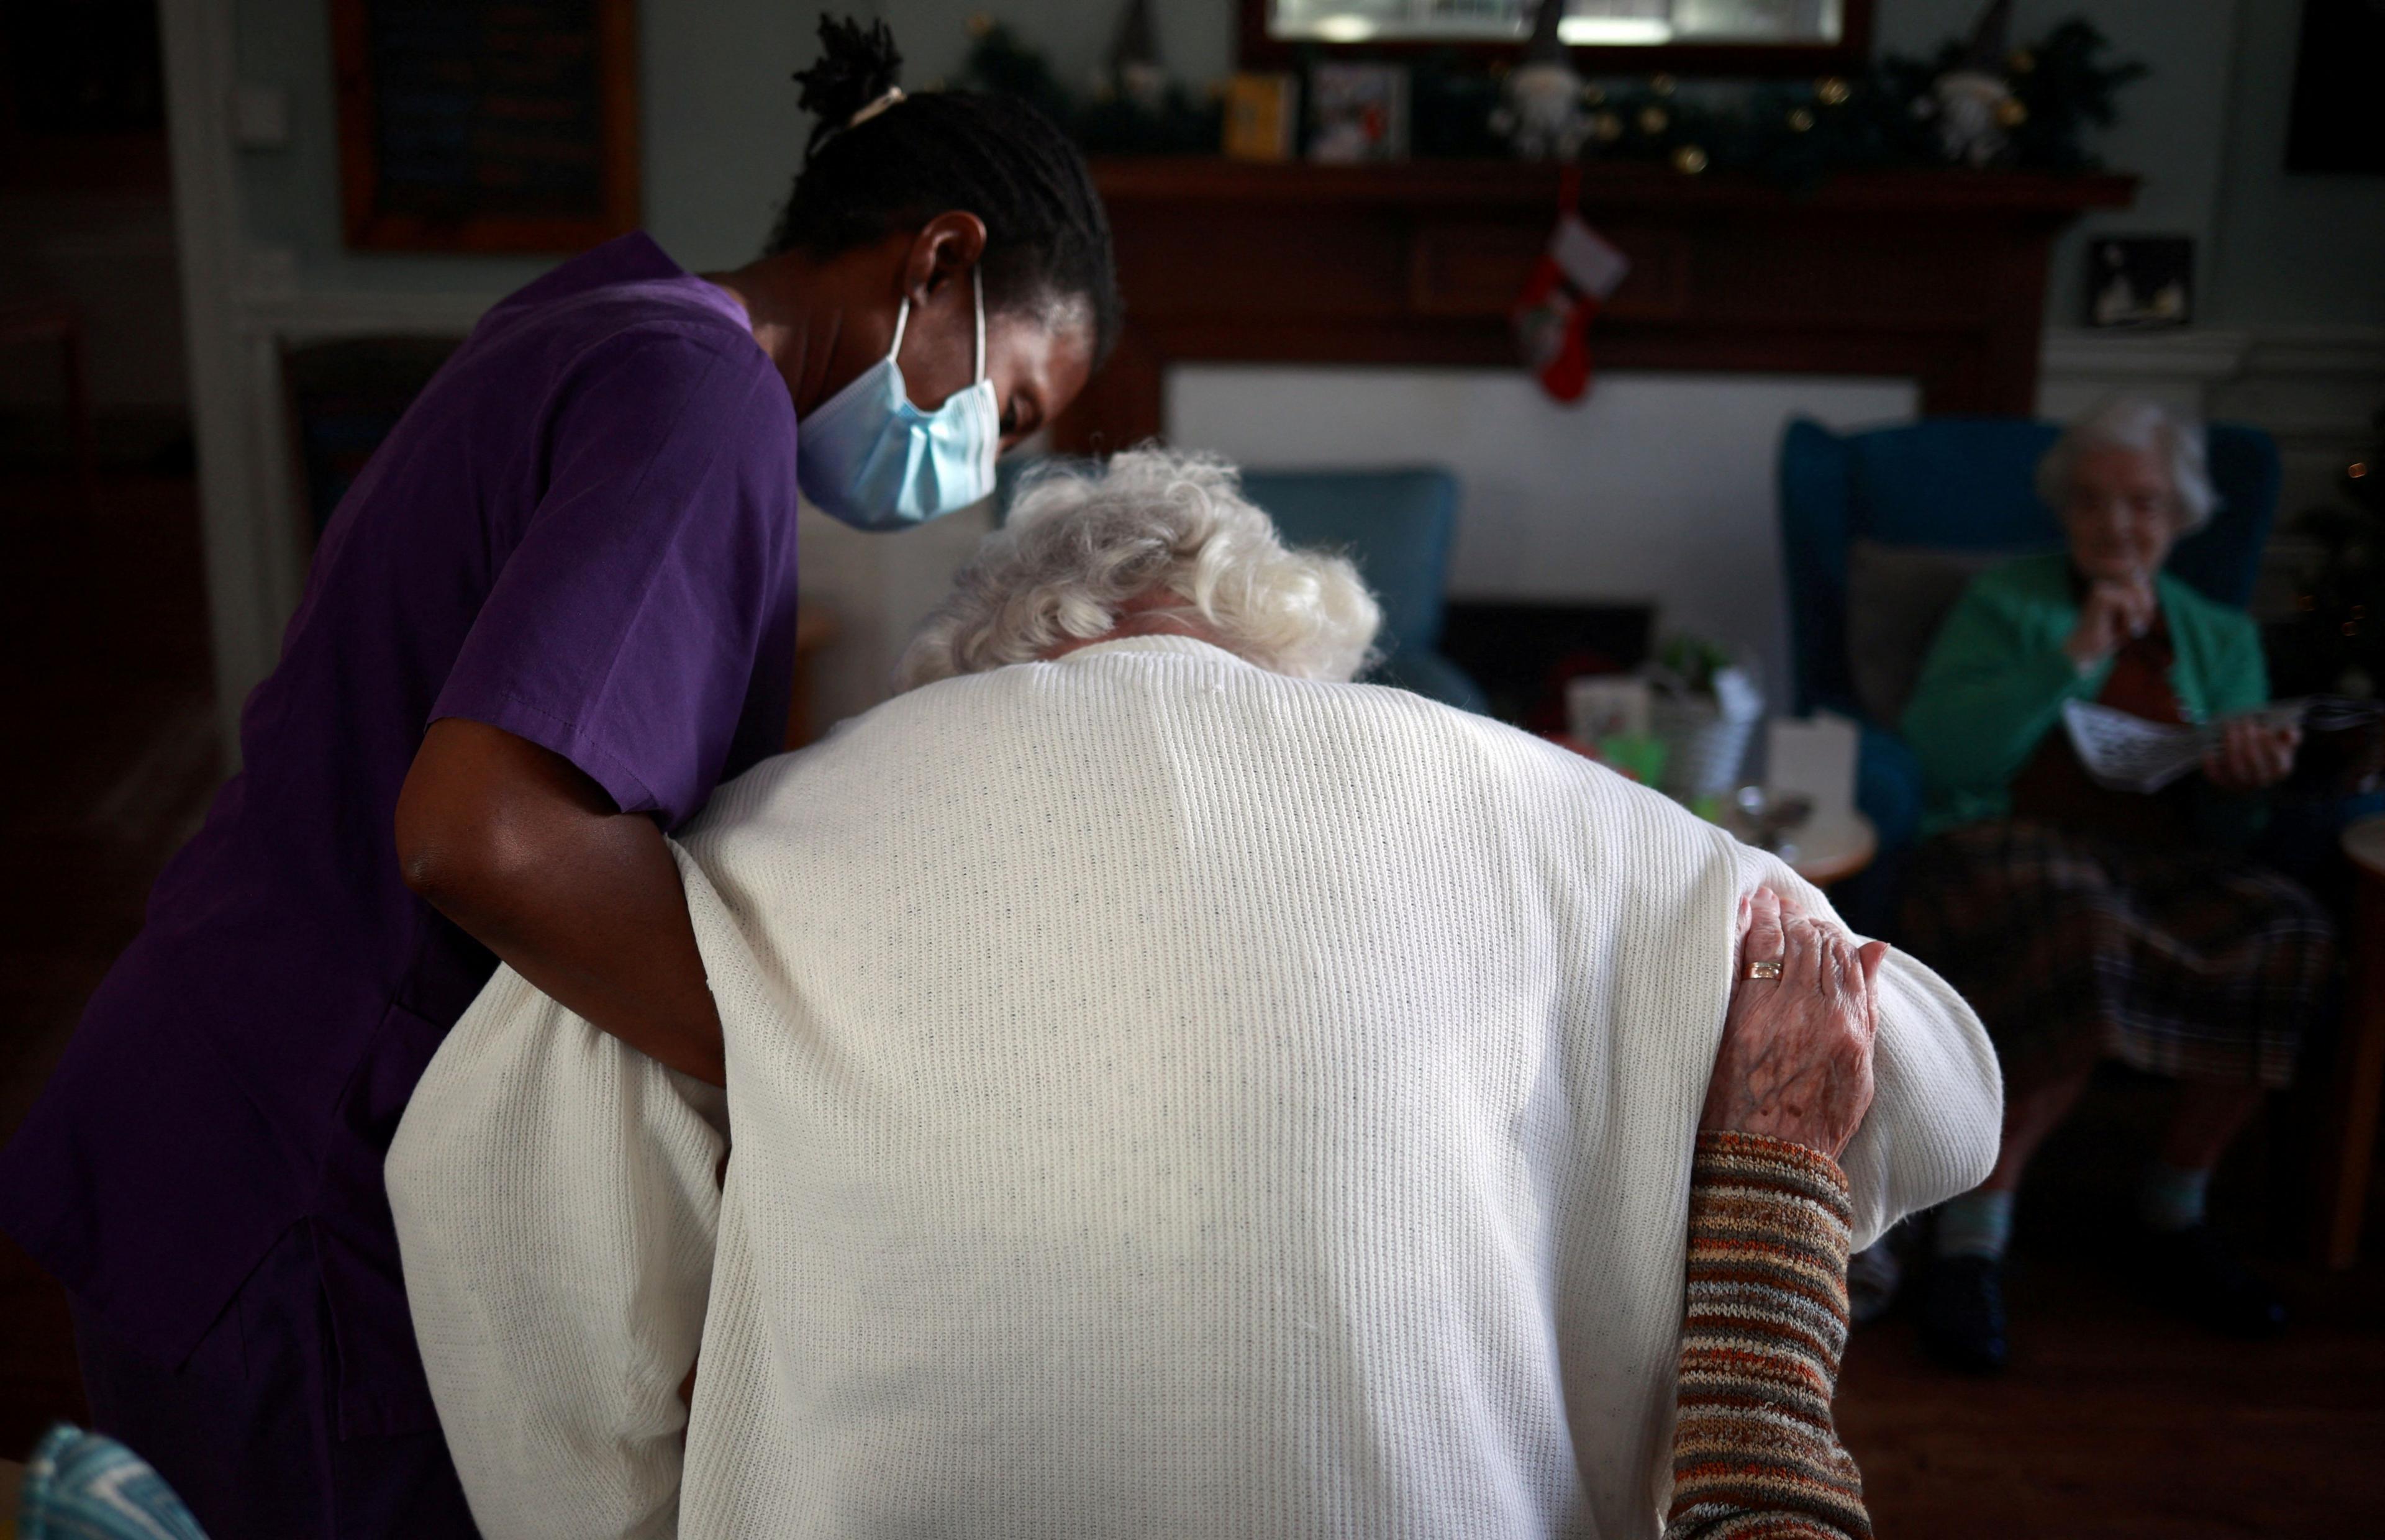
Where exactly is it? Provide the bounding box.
[0,232,801,1436]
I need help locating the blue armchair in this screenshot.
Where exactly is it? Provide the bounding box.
[1237,467,1488,713]
[999,458,1486,712]
[1778,415,2281,920]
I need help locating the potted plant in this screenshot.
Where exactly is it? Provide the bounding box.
[1646,633,1765,804]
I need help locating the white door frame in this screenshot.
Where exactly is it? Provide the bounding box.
[157,1,497,758]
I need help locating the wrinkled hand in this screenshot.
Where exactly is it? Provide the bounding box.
[2204,718,2299,794]
[1699,887,1885,1160]
[2065,577,2158,668]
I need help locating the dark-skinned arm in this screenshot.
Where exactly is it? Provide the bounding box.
[396,717,726,1086]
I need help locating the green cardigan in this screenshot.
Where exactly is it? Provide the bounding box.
[1900,551,2270,835]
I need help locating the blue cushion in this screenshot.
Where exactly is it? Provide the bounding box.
[1238,468,1460,658]
[1373,646,1492,717]
[1240,468,1486,713]
[996,459,1486,713]
[1845,418,2067,551]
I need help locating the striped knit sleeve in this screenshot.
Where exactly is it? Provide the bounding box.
[1662,1130,1872,1540]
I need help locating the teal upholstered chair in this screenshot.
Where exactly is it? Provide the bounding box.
[994,459,1488,713]
[1237,468,1488,713]
[1778,415,2281,926]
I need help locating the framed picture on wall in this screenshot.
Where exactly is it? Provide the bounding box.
[1307,63,1409,163]
[2086,237,2194,328]
[2287,0,2385,174]
[332,0,640,251]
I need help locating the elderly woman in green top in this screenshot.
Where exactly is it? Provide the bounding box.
[1895,396,2332,1374]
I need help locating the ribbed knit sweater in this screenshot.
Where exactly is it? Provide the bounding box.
[389,635,1997,1539]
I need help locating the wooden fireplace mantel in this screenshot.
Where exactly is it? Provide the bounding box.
[1052,158,2135,454]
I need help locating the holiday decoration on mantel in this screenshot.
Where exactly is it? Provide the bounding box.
[952,12,1217,156]
[1510,167,1630,404]
[1529,9,2143,186]
[1922,0,2024,167]
[1096,0,1163,111]
[948,7,2142,181]
[1872,7,2146,175]
[1489,0,1594,161]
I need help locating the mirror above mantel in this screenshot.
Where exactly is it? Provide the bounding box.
[1242,0,1873,75]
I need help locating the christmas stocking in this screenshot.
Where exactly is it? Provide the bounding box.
[1511,212,1630,403]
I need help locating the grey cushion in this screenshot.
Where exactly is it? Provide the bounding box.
[1846,540,2048,726]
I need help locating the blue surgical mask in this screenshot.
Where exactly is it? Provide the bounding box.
[796,268,999,530]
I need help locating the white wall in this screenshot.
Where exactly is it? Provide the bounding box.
[794,496,998,727]
[168,0,2385,745]
[1171,367,1917,706]
[223,0,1235,294]
[2206,0,2385,328]
[0,189,185,417]
[1876,0,2243,331]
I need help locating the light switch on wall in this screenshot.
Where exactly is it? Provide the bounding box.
[230,84,290,149]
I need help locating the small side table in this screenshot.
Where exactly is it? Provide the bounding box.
[2320,817,2385,1269]
[1778,807,1879,889]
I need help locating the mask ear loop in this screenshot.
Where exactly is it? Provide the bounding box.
[971,266,987,385]
[886,295,910,364]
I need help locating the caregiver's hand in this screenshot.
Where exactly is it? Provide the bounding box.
[1699,887,1884,1161]
[396,718,727,1085]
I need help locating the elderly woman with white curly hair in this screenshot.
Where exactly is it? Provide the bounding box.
[386,448,1999,1539]
[1896,396,2335,1375]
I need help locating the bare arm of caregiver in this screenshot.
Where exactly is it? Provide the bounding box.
[396,717,727,1086]
[1663,887,1881,1540]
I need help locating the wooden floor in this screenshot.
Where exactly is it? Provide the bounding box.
[1840,1078,2385,1537]
[0,464,2378,1530]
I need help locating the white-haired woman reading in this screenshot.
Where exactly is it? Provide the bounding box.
[388,449,1998,1539]
[1897,397,2334,1374]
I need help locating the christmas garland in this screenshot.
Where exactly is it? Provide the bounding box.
[952,15,2143,183]
[954,19,1220,157]
[1514,20,2144,184]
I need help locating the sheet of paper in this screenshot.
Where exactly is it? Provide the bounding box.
[2061,700,2206,794]
[2060,699,2312,795]
[1766,713,1859,818]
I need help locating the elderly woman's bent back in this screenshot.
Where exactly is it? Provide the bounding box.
[389,451,1997,1539]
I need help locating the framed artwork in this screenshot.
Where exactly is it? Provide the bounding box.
[1308,63,1410,162]
[2086,237,2194,329]
[332,0,640,252]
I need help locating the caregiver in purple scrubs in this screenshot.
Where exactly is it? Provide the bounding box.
[0,20,1116,1536]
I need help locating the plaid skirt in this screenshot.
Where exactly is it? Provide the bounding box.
[1900,820,2335,1091]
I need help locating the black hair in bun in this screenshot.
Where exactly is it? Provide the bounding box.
[792,16,902,159]
[770,15,1120,368]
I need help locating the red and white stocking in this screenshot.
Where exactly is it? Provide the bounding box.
[1511,211,1630,404]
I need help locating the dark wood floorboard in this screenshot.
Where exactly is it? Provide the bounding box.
[0,465,2377,1529]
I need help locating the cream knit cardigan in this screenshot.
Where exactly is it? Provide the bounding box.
[388,635,1999,1540]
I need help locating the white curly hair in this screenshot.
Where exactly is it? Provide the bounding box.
[897,449,1382,691]
[2037,394,2219,532]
